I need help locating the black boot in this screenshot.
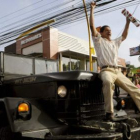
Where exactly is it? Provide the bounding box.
[105,113,127,122]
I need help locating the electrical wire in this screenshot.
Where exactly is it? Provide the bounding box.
[0,0,72,25]
[0,0,44,20]
[132,0,140,14]
[0,0,82,33]
[0,0,140,46]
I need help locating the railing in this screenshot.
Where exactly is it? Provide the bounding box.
[0,52,58,80]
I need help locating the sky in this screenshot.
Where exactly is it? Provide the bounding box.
[0,0,140,67]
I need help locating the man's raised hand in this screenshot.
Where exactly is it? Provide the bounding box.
[91,2,96,9]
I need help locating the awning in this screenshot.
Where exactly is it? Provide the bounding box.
[58,49,97,59]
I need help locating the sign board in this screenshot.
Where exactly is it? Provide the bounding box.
[130,45,140,56]
[118,57,126,67]
[21,33,42,45]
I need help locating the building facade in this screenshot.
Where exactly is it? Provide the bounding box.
[5,26,127,73]
[5,27,97,72]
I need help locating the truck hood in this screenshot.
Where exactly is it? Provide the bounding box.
[4,71,99,85]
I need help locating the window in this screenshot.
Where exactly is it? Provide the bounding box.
[62,56,85,71]
[62,57,70,71]
[86,60,97,72]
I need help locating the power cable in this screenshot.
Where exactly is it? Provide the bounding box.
[132,0,140,14]
[0,0,44,20]
[0,0,79,25]
[0,0,119,34]
[0,0,81,32]
[0,0,139,46]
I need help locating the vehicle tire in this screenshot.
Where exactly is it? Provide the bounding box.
[0,126,21,140]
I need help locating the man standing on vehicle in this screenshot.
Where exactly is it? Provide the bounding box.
[90,2,140,121]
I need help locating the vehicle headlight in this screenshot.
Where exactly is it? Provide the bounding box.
[57,85,67,98]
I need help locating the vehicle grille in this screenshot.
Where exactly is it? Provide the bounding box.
[56,78,105,124]
[79,79,105,123]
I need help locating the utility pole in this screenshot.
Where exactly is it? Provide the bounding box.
[83,0,93,71]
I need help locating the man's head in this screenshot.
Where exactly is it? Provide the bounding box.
[100,25,112,40]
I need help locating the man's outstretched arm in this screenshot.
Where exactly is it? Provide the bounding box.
[122,18,130,41]
[90,2,98,37]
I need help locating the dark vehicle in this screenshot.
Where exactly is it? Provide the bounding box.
[0,52,140,140]
[0,71,140,140]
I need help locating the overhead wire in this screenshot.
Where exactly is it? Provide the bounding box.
[0,0,83,42]
[0,0,136,32]
[1,0,139,46]
[0,0,140,46]
[0,0,73,26]
[1,0,138,28]
[0,0,82,34]
[53,0,139,27]
[0,0,43,20]
[54,1,140,28]
[0,0,118,32]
